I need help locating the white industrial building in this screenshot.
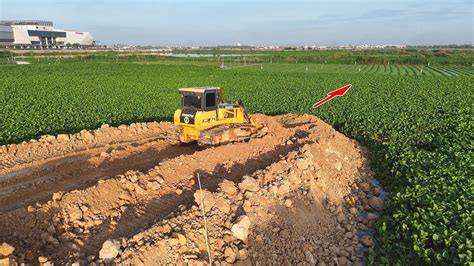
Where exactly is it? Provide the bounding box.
[0,20,94,49]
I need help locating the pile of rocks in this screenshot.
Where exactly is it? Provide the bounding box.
[0,115,386,265]
[107,144,385,265]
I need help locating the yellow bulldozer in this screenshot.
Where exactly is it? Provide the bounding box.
[174,87,264,146]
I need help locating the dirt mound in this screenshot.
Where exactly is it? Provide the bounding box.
[0,114,383,265]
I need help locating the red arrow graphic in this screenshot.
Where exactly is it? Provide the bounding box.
[312,84,352,108]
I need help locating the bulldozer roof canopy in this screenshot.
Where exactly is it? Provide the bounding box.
[179,87,221,94]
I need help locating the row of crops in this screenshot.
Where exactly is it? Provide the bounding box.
[237,63,474,77]
[1,62,472,264]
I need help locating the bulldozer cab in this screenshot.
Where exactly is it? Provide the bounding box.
[179,87,222,111]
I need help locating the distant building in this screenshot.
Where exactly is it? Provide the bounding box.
[0,20,94,49]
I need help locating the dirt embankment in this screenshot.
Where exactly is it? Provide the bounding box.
[0,114,384,265]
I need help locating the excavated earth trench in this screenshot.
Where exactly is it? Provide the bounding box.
[0,114,384,265]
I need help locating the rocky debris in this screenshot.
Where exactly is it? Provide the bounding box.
[337,212,346,224]
[220,180,238,195]
[280,229,291,239]
[305,250,316,264]
[193,190,217,213]
[51,191,64,201]
[360,235,374,247]
[99,239,121,263]
[0,114,385,265]
[337,256,349,265]
[0,243,15,257]
[81,131,94,141]
[224,247,237,263]
[177,233,187,246]
[373,187,381,196]
[42,135,56,142]
[56,134,70,142]
[296,158,310,170]
[359,182,370,192]
[368,196,384,211]
[239,176,260,193]
[367,212,379,221]
[117,135,383,264]
[147,181,161,190]
[231,215,252,242]
[68,207,83,221]
[214,199,231,214]
[284,199,293,208]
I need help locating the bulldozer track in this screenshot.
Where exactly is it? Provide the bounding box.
[0,133,195,212]
[197,123,267,147]
[0,123,173,174]
[81,191,197,255]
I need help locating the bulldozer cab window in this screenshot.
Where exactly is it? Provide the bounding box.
[205,92,216,109]
[183,94,201,109]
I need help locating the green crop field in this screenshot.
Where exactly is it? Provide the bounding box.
[1,60,473,264]
[231,63,474,76]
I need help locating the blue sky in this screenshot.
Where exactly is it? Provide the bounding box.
[1,0,472,46]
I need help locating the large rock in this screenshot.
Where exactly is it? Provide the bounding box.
[38,256,48,263]
[231,215,251,242]
[373,186,382,196]
[46,235,59,246]
[177,233,187,246]
[296,158,310,170]
[337,257,349,266]
[336,213,346,224]
[99,239,121,263]
[193,190,216,213]
[68,207,83,221]
[287,171,302,185]
[238,176,260,193]
[238,248,248,260]
[51,192,63,201]
[80,131,94,141]
[277,183,291,196]
[0,242,15,256]
[147,181,161,190]
[304,250,316,264]
[360,235,374,247]
[43,135,56,142]
[280,229,290,239]
[359,182,370,192]
[214,199,231,214]
[220,180,238,195]
[367,212,379,221]
[56,134,70,142]
[224,247,237,263]
[368,196,384,211]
